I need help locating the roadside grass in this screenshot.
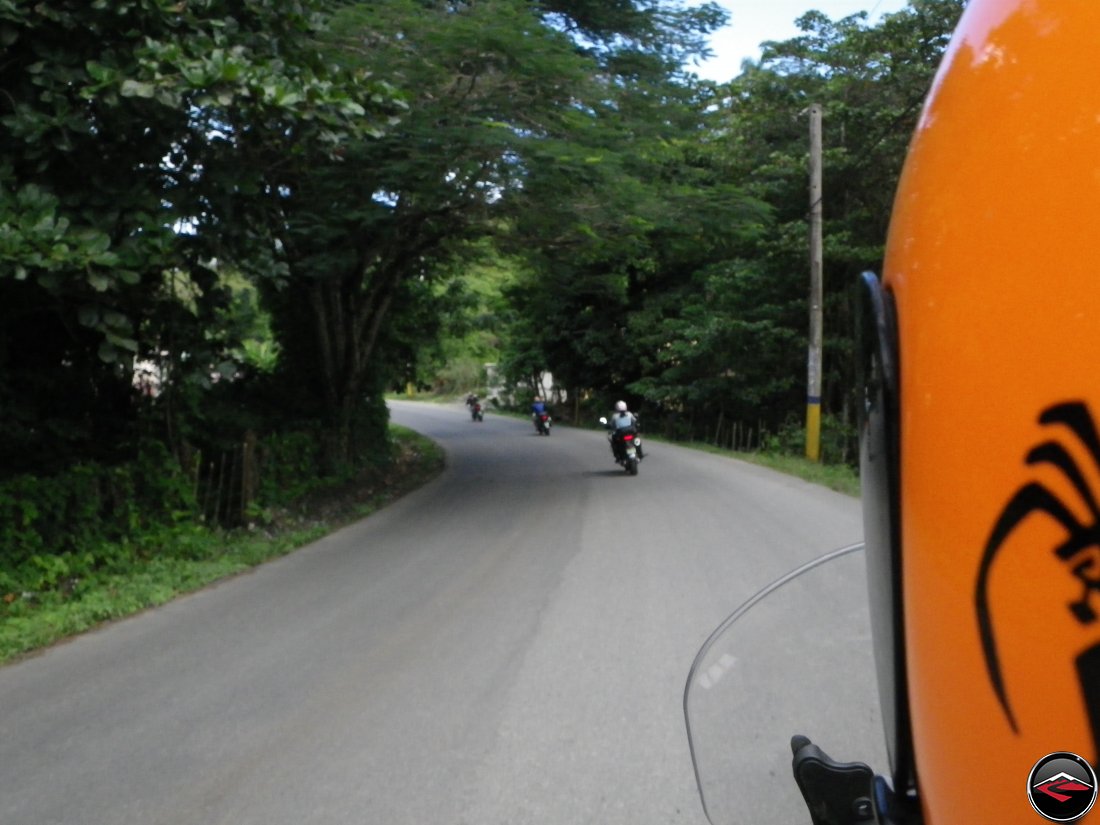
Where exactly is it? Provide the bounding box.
[617,430,858,497]
[676,441,860,497]
[0,426,444,666]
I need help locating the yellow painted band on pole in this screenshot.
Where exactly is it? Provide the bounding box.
[806,402,821,462]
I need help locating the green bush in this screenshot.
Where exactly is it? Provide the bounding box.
[256,431,328,507]
[0,442,195,572]
[0,426,441,663]
[432,357,485,396]
[762,412,857,466]
[0,418,394,600]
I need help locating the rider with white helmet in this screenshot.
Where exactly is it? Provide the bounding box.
[608,400,644,459]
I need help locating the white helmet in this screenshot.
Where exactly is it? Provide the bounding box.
[615,400,627,412]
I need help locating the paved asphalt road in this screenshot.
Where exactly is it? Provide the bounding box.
[0,401,869,825]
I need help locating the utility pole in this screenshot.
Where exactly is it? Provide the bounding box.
[807,103,823,462]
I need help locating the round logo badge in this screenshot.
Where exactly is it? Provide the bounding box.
[1028,752,1098,822]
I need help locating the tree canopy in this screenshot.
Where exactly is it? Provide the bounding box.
[1,0,966,482]
[495,0,965,455]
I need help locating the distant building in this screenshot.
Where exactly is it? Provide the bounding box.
[484,364,566,405]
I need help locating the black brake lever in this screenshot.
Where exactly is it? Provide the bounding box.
[791,735,877,825]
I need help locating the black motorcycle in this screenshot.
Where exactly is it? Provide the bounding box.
[599,417,642,475]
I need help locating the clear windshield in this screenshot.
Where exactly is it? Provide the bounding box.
[683,544,889,825]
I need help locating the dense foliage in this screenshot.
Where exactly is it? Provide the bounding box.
[495,0,965,457]
[1,0,966,580]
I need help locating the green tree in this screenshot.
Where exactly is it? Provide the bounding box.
[708,0,965,452]
[496,0,965,456]
[497,69,767,419]
[248,0,726,465]
[0,0,392,472]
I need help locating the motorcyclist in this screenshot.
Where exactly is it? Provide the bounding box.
[607,400,644,460]
[531,397,549,431]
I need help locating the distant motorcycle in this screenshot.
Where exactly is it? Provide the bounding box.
[471,401,483,422]
[535,412,552,435]
[599,417,642,475]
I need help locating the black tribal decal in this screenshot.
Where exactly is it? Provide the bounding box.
[976,402,1100,736]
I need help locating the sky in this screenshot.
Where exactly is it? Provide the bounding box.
[691,0,911,81]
